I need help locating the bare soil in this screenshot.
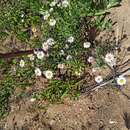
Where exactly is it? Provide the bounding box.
[0,0,130,130]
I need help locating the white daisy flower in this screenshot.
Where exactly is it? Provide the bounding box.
[34,49,39,55]
[117,76,126,86]
[49,19,56,26]
[43,70,53,79]
[83,42,91,48]
[66,55,72,60]
[62,0,69,8]
[95,76,103,83]
[58,63,65,69]
[35,68,42,76]
[19,60,25,67]
[42,11,50,20]
[47,38,55,46]
[87,56,94,63]
[44,14,50,20]
[28,54,35,61]
[21,14,24,18]
[60,50,65,55]
[36,51,45,59]
[67,36,74,43]
[21,19,24,22]
[105,53,116,66]
[42,42,49,51]
[49,8,54,13]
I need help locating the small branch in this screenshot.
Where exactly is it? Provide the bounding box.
[80,67,130,96]
[0,50,33,59]
[0,49,46,59]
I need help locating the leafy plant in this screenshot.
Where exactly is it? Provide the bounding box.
[0,77,15,118]
[0,0,121,118]
[37,79,80,102]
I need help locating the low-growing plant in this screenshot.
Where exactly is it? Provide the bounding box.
[0,0,122,118]
[37,79,80,102]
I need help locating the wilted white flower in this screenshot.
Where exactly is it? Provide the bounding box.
[44,70,53,79]
[30,98,36,102]
[42,42,49,51]
[19,60,25,67]
[44,14,50,20]
[87,56,94,63]
[65,44,69,49]
[58,63,65,69]
[49,19,56,26]
[42,11,50,20]
[83,42,91,48]
[35,68,42,76]
[47,38,55,46]
[66,55,72,60]
[31,26,37,33]
[105,53,116,66]
[60,50,65,55]
[28,54,35,61]
[67,36,74,43]
[49,8,54,12]
[21,14,24,18]
[117,76,126,86]
[62,0,69,8]
[95,76,103,83]
[36,51,45,59]
[105,53,114,62]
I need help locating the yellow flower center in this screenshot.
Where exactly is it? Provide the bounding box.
[119,79,125,84]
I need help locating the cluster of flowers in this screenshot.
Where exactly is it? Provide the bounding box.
[18,1,127,103]
[19,36,73,78]
[19,38,54,79]
[20,42,126,87]
[39,0,70,27]
[50,0,69,8]
[94,53,126,86]
[19,36,93,78]
[20,0,69,26]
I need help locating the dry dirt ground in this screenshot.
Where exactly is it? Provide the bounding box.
[0,0,130,130]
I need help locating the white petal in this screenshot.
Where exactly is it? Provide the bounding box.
[83,42,91,48]
[95,76,103,83]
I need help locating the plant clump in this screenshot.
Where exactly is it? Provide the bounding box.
[0,0,123,118]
